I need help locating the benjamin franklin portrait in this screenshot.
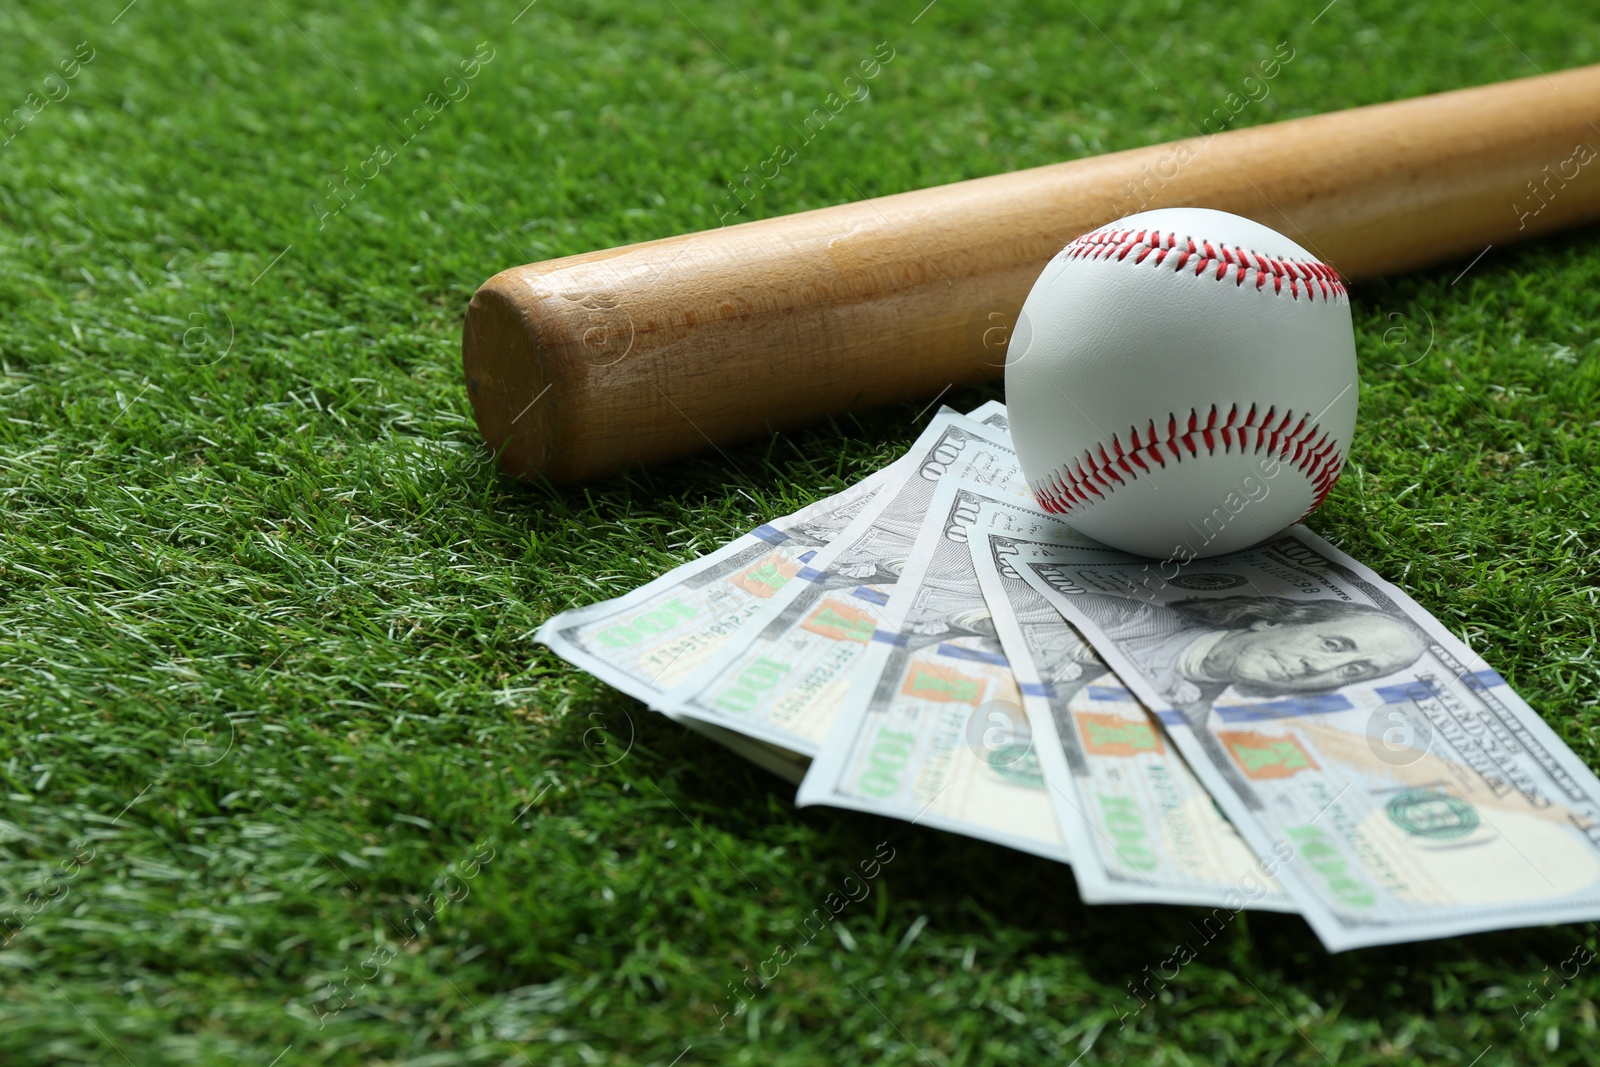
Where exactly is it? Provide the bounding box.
[1067,592,1429,726]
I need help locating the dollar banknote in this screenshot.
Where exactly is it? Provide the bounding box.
[970,511,1294,911]
[1015,528,1600,950]
[796,480,1108,861]
[536,401,1008,706]
[666,413,1033,754]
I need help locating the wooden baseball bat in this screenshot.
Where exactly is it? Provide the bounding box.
[463,64,1600,484]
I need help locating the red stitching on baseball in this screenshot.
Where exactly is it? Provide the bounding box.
[1062,227,1348,302]
[1032,403,1346,522]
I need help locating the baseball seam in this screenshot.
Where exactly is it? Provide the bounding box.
[1063,227,1348,302]
[1031,403,1345,521]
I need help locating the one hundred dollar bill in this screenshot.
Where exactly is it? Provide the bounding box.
[971,512,1294,911]
[1016,528,1600,950]
[536,402,1008,704]
[665,412,1031,754]
[796,480,1107,861]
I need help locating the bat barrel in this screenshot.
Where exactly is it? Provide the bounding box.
[463,64,1600,484]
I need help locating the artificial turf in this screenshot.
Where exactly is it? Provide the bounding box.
[2,0,1599,1063]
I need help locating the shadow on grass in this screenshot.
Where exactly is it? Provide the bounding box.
[550,682,1591,1033]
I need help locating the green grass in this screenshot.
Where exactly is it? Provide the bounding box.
[2,0,1598,1063]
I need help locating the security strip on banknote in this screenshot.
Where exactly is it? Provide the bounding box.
[969,507,1294,912]
[1016,527,1600,951]
[796,479,1105,862]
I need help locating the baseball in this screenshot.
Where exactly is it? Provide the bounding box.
[1005,207,1358,559]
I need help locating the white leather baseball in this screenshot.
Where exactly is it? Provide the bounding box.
[1005,207,1358,559]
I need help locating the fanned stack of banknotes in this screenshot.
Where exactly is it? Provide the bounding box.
[537,402,1600,952]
